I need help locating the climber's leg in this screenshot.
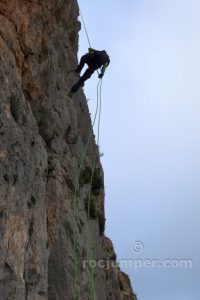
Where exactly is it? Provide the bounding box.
[71,68,95,93]
[80,67,95,83]
[75,55,88,73]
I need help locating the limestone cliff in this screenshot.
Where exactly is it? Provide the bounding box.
[0,1,137,299]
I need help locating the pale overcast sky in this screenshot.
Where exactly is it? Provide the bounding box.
[78,1,200,299]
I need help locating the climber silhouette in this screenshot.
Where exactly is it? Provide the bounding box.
[70,48,110,94]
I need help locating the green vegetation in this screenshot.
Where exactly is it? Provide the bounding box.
[84,195,97,219]
[98,215,106,236]
[80,166,104,195]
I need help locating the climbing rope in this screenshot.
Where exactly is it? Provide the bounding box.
[79,7,100,77]
[72,6,104,300]
[79,8,92,48]
[72,79,101,300]
[87,79,103,300]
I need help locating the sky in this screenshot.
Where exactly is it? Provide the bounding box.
[78,1,200,299]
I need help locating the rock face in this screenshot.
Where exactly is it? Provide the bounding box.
[0,1,137,299]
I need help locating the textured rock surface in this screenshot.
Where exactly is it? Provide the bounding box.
[0,1,137,299]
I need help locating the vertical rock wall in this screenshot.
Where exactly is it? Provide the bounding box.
[0,1,137,299]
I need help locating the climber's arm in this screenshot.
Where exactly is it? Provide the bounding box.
[98,63,108,78]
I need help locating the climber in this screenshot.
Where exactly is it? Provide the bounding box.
[70,48,110,94]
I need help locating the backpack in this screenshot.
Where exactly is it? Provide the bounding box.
[93,50,110,66]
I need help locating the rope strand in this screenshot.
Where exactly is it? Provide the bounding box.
[72,6,104,300]
[72,83,101,300]
[79,8,92,48]
[87,78,103,300]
